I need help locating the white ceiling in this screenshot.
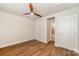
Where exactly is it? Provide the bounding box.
[0,3,79,20]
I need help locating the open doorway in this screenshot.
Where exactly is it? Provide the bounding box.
[47,17,55,43]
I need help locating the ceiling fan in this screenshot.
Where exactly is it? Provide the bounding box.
[22,3,42,17]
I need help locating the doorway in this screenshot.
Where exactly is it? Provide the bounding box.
[47,17,55,43]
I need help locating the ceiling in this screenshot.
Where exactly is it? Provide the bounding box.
[0,3,79,20]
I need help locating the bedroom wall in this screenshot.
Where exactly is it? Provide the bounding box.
[34,17,47,43]
[77,14,79,52]
[0,10,34,48]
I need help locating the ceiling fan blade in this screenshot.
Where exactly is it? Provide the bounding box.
[22,13,30,15]
[29,3,33,12]
[34,13,42,17]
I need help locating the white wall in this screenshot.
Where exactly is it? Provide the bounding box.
[77,14,79,52]
[34,7,79,52]
[34,17,47,43]
[0,11,34,48]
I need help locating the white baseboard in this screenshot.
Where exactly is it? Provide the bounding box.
[0,39,46,48]
[0,39,79,54]
[55,44,79,53]
[73,49,79,54]
[36,39,47,43]
[0,39,32,48]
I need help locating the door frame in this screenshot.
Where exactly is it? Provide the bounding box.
[47,16,56,42]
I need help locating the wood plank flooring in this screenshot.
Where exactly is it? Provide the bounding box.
[0,40,79,56]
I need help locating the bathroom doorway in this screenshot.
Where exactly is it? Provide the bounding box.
[47,17,55,43]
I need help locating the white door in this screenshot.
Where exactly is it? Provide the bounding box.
[58,15,77,50]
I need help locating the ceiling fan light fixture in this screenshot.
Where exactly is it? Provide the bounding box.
[22,3,42,17]
[31,13,34,15]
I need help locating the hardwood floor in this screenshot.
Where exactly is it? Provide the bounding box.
[0,40,79,56]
